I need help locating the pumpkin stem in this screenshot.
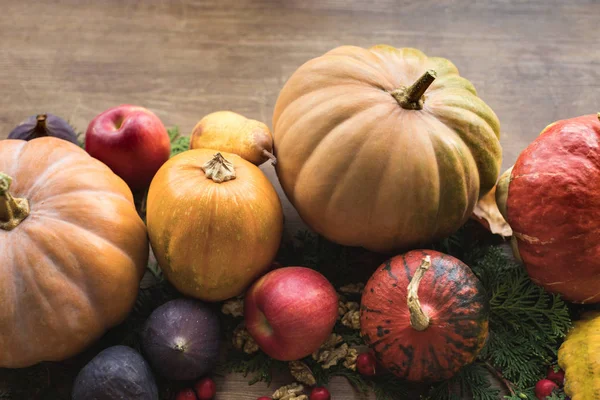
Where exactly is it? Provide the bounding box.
[391,70,437,110]
[202,153,236,183]
[407,256,431,331]
[262,149,278,166]
[0,172,30,231]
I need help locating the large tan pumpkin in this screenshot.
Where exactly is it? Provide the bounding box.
[0,138,148,368]
[146,150,283,302]
[273,45,502,252]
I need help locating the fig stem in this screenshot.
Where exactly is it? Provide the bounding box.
[0,172,30,231]
[262,149,278,166]
[407,256,431,331]
[391,70,437,110]
[32,114,49,138]
[202,153,236,183]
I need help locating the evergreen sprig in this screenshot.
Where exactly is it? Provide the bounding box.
[168,126,190,157]
[469,247,571,389]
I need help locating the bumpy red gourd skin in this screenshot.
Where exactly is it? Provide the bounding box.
[360,250,489,382]
[504,114,600,303]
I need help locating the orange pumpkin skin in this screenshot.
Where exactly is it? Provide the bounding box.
[360,250,489,382]
[0,138,148,368]
[496,114,600,303]
[273,45,501,252]
[146,149,283,302]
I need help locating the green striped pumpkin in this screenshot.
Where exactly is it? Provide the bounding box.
[272,45,502,252]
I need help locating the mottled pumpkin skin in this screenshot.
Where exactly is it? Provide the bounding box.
[0,138,148,368]
[146,149,283,302]
[273,45,502,252]
[558,312,600,400]
[360,250,489,381]
[496,114,600,303]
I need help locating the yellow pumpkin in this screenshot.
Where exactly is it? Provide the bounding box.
[146,150,283,301]
[273,45,502,252]
[0,138,148,368]
[558,312,600,400]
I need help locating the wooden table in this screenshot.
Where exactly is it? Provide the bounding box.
[1,1,599,398]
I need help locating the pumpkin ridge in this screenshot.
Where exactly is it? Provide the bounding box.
[275,83,384,154]
[1,140,27,179]
[292,101,389,202]
[9,232,73,363]
[35,213,137,267]
[21,152,84,198]
[325,103,398,231]
[21,225,103,332]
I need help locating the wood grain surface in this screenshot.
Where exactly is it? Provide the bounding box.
[1,0,599,398]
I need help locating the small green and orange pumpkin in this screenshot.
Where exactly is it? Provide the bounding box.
[360,250,489,381]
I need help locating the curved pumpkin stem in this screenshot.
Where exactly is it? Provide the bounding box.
[391,70,437,110]
[407,256,431,331]
[0,172,30,231]
[202,153,236,183]
[262,149,278,166]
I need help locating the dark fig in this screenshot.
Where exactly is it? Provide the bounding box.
[72,345,158,400]
[8,113,79,144]
[141,298,221,381]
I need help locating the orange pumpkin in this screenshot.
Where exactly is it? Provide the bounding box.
[146,150,283,301]
[273,45,502,252]
[0,138,148,368]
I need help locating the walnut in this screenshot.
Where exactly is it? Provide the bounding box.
[221,297,244,317]
[312,333,350,370]
[272,383,308,400]
[343,348,358,370]
[341,309,361,330]
[339,283,365,294]
[232,323,259,354]
[288,361,316,386]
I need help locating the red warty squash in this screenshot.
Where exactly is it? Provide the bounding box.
[496,113,600,303]
[0,138,148,368]
[146,150,283,302]
[360,250,489,381]
[273,45,502,252]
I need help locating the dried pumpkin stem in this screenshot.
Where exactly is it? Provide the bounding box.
[202,153,236,183]
[262,149,278,166]
[0,172,30,231]
[407,255,432,331]
[391,70,437,110]
[34,114,49,137]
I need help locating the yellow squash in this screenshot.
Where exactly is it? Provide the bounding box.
[558,312,600,399]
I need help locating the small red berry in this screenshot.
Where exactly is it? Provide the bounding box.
[546,366,565,386]
[356,352,377,376]
[535,379,559,400]
[194,377,216,400]
[310,386,331,400]
[176,388,197,400]
[257,398,272,400]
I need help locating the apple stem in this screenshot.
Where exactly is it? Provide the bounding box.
[390,70,437,110]
[262,149,278,166]
[202,153,236,183]
[407,256,431,331]
[0,172,30,231]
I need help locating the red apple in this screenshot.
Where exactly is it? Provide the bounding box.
[85,104,170,191]
[244,267,338,361]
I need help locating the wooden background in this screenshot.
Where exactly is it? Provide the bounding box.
[1,0,599,398]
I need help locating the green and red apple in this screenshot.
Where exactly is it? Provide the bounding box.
[85,105,170,191]
[244,267,338,361]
